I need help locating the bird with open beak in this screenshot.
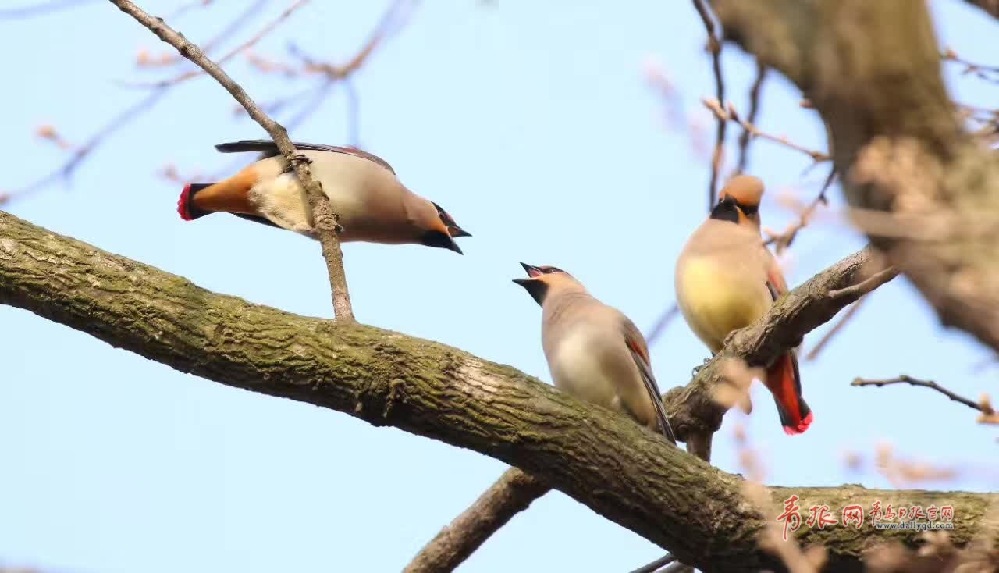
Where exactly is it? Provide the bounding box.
[177,140,471,254]
[513,263,676,443]
[675,175,813,435]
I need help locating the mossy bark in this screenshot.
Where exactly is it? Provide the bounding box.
[0,211,995,572]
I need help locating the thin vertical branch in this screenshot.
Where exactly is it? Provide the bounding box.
[107,0,355,321]
[735,60,766,175]
[804,294,868,361]
[691,0,727,211]
[645,303,680,347]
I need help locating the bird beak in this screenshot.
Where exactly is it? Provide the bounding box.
[446,237,464,255]
[513,262,539,287]
[519,262,543,277]
[448,225,472,238]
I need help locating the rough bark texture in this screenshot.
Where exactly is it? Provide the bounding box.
[404,253,894,573]
[709,0,999,354]
[1,211,995,572]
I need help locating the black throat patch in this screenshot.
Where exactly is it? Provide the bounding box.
[518,280,549,306]
[709,199,741,224]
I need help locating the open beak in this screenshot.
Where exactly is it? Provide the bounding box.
[448,225,472,238]
[513,262,543,286]
[521,262,543,277]
[446,236,464,255]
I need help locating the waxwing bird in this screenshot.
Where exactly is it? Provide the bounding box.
[513,263,676,444]
[176,140,471,254]
[675,181,813,435]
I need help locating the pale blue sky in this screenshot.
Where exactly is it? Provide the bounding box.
[0,2,996,572]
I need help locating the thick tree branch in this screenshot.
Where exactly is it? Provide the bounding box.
[709,0,999,354]
[1,212,982,571]
[405,249,898,571]
[107,0,356,322]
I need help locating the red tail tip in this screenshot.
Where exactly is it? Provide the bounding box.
[782,411,814,436]
[178,184,194,221]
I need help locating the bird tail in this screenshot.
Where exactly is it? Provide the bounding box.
[645,378,678,444]
[764,351,813,435]
[177,183,214,221]
[629,349,677,444]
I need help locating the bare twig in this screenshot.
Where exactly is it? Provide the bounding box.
[125,0,310,88]
[703,99,831,164]
[852,375,993,416]
[4,0,264,205]
[630,553,677,573]
[827,266,898,300]
[0,0,95,19]
[285,79,337,131]
[658,562,695,573]
[233,0,416,143]
[942,47,999,83]
[282,0,414,81]
[734,60,767,176]
[8,89,169,203]
[804,294,869,361]
[645,303,680,347]
[764,169,836,255]
[107,0,355,321]
[403,468,550,573]
[163,0,214,22]
[691,0,727,211]
[135,0,266,70]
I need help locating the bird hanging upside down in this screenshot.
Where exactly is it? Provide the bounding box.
[675,175,813,435]
[177,140,471,254]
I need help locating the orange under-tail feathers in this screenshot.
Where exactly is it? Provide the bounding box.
[177,166,259,221]
[764,352,813,435]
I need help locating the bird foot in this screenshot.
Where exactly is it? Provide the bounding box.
[290,153,313,167]
[690,357,711,376]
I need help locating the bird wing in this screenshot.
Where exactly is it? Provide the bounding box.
[621,318,677,444]
[214,140,396,175]
[764,251,789,296]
